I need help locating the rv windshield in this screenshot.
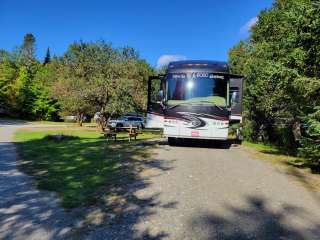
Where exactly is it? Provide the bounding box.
[166,72,228,106]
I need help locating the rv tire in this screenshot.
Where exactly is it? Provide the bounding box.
[168,137,176,146]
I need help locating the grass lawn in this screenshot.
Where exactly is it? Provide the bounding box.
[30,120,97,127]
[30,120,75,125]
[15,128,160,208]
[243,141,304,165]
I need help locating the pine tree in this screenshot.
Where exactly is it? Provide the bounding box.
[43,48,51,65]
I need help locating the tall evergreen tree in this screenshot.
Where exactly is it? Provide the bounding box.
[20,33,36,67]
[43,48,51,65]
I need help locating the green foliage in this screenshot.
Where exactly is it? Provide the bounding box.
[30,65,59,120]
[0,34,60,120]
[52,41,153,120]
[19,33,36,68]
[228,0,320,162]
[299,107,320,164]
[0,34,153,121]
[0,58,18,110]
[14,66,31,114]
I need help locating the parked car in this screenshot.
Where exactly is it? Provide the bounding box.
[108,116,145,129]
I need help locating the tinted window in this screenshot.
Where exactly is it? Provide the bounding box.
[166,72,228,106]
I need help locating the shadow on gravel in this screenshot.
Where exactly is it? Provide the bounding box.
[74,159,176,239]
[283,166,320,207]
[5,135,175,239]
[189,195,320,240]
[0,118,29,126]
[168,138,233,149]
[0,142,82,240]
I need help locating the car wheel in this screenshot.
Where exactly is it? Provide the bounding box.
[116,123,123,128]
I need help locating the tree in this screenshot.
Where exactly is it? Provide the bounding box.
[11,66,31,116]
[228,0,320,160]
[31,62,60,120]
[299,107,320,165]
[0,35,154,123]
[0,34,60,120]
[228,40,248,75]
[19,33,36,68]
[43,48,51,65]
[0,49,10,61]
[52,41,153,127]
[0,57,18,113]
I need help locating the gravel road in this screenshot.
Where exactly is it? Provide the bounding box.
[88,141,320,240]
[1,120,320,240]
[0,121,80,240]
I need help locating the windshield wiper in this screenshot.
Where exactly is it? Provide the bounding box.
[167,101,225,110]
[167,102,188,110]
[193,100,224,110]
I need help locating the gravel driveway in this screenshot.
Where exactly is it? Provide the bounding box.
[0,121,80,240]
[1,120,320,240]
[88,142,320,239]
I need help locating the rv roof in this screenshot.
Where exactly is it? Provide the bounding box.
[168,60,229,73]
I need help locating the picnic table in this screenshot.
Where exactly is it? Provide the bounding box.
[103,125,141,141]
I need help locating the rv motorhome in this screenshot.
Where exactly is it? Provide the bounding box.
[146,60,243,144]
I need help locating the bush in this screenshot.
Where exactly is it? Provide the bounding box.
[299,109,320,164]
[242,119,255,142]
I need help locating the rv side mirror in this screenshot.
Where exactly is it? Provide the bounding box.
[231,91,239,106]
[157,90,164,102]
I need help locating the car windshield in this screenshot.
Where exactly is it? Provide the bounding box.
[166,72,228,106]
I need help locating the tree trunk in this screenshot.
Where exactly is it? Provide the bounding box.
[76,112,83,127]
[292,119,301,142]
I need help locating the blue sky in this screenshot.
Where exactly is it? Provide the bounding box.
[1,0,272,68]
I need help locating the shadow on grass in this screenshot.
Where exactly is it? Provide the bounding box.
[285,159,320,174]
[188,195,320,240]
[257,148,320,175]
[3,136,175,239]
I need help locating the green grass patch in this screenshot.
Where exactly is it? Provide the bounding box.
[242,141,280,153]
[31,120,73,125]
[242,140,302,164]
[15,128,160,208]
[30,120,97,128]
[243,140,320,174]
